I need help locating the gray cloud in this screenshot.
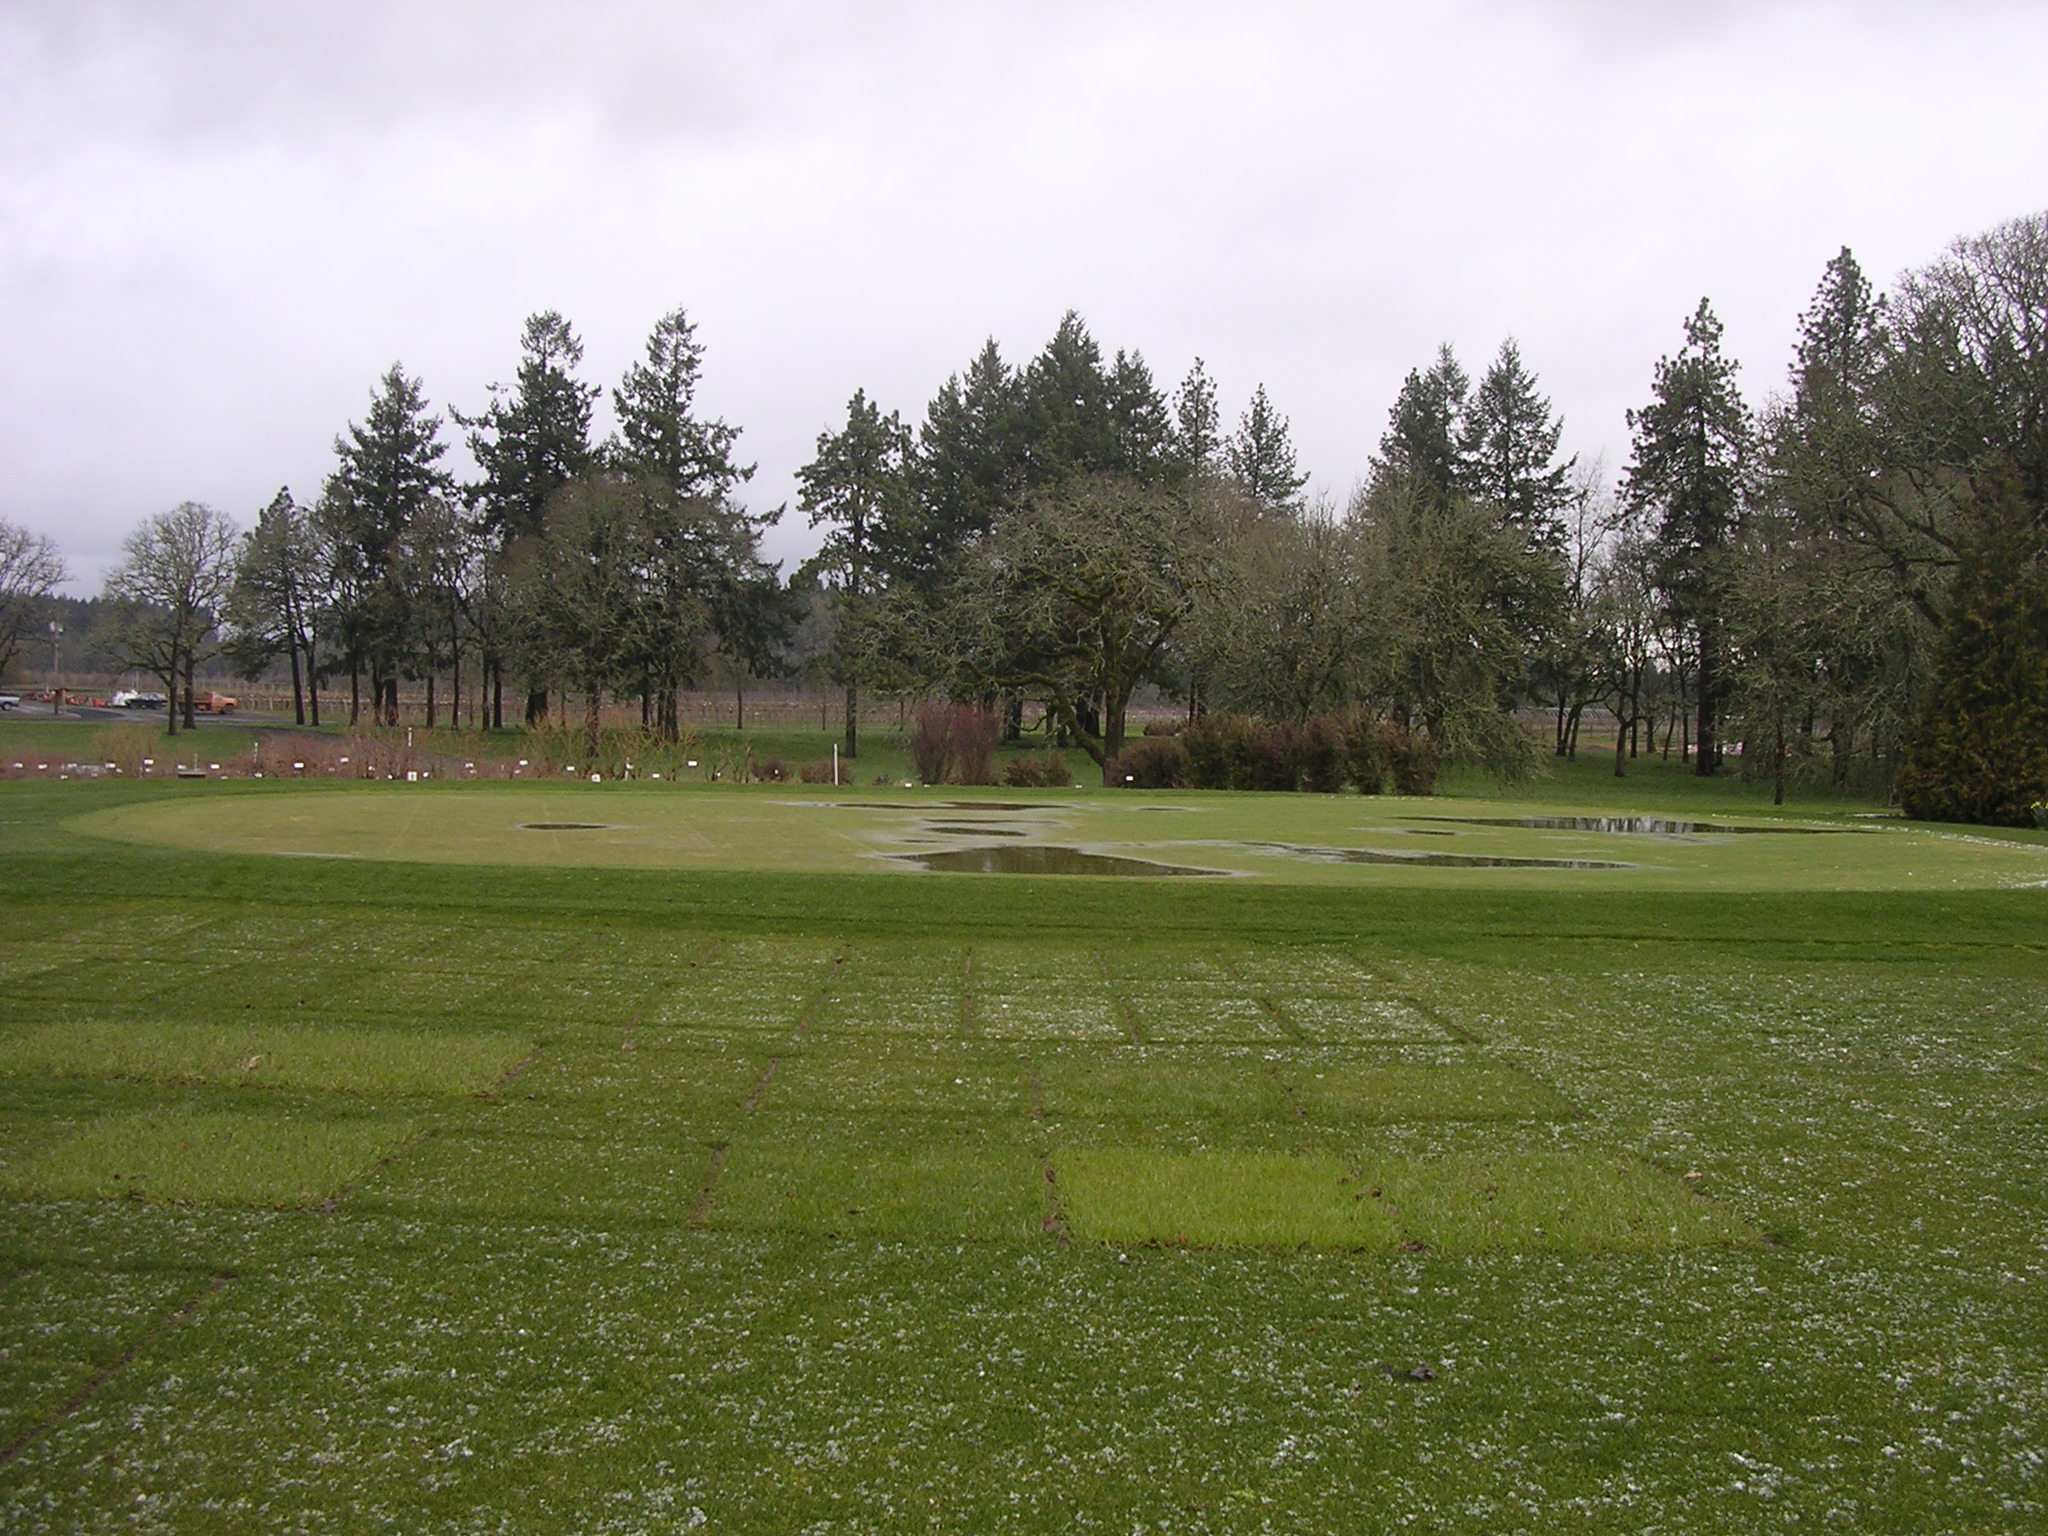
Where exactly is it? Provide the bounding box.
[4,0,2044,588]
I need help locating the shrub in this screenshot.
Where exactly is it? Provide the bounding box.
[910,701,1002,785]
[951,706,1000,785]
[1298,715,1346,793]
[1141,718,1183,737]
[1110,736,1189,788]
[1383,722,1441,795]
[798,758,840,784]
[1342,711,1387,794]
[908,702,954,784]
[1183,713,1254,789]
[1004,753,1072,788]
[1247,720,1301,791]
[753,756,786,782]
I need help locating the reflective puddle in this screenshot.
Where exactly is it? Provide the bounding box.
[894,846,1221,877]
[521,822,611,831]
[1414,816,1857,836]
[1250,842,1630,871]
[927,824,1028,837]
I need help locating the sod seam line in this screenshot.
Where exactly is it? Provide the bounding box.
[477,1048,542,1100]
[0,1270,233,1470]
[688,1144,730,1227]
[960,946,978,1040]
[1094,950,1143,1044]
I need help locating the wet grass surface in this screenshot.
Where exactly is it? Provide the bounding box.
[0,774,2045,1531]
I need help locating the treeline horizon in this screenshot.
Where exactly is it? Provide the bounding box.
[7,207,2043,823]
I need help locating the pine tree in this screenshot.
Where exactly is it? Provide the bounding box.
[1372,344,1469,503]
[799,388,912,757]
[1458,339,1574,665]
[1104,349,1174,484]
[1171,358,1222,483]
[1623,299,1754,775]
[1898,468,2048,825]
[1226,383,1309,513]
[1461,339,1573,540]
[325,364,455,723]
[608,307,773,740]
[1775,247,1899,787]
[458,311,600,544]
[611,307,753,503]
[909,339,1024,583]
[1019,312,1117,486]
[456,311,600,722]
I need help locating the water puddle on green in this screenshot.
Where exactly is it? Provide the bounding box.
[1250,842,1630,871]
[894,846,1221,877]
[1413,815,1857,836]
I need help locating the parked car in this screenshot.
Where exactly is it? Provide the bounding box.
[110,689,142,708]
[196,691,237,714]
[0,693,19,711]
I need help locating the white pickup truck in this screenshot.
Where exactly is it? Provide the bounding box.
[0,692,20,711]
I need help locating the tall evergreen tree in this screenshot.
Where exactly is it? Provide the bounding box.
[1773,247,1904,787]
[798,389,912,758]
[609,307,771,740]
[1897,467,2048,825]
[1459,340,1574,671]
[1372,344,1470,503]
[1104,349,1174,484]
[610,307,753,503]
[1019,311,1117,485]
[1461,339,1574,540]
[459,312,600,542]
[324,364,455,723]
[1623,299,1754,775]
[456,311,599,722]
[1171,358,1222,484]
[1226,383,1309,514]
[908,338,1024,583]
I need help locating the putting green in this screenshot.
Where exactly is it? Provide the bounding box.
[68,784,2048,890]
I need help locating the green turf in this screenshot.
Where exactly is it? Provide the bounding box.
[0,770,2045,1531]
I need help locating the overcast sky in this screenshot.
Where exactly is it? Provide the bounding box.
[4,0,2044,593]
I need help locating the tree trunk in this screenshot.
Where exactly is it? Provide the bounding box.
[449,606,461,733]
[1773,700,1787,806]
[526,686,548,728]
[426,672,436,729]
[306,639,320,727]
[181,650,196,730]
[1695,644,1718,777]
[1098,693,1130,787]
[735,679,745,732]
[585,679,602,758]
[843,684,858,759]
[1613,710,1627,777]
[350,662,360,726]
[288,637,305,726]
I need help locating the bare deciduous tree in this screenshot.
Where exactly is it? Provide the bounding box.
[0,520,68,681]
[103,502,240,733]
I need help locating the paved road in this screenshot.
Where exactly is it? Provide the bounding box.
[3,701,295,730]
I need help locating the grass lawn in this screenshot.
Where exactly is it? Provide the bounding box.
[1,756,2045,1532]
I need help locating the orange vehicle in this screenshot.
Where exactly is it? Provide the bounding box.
[195,691,238,714]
